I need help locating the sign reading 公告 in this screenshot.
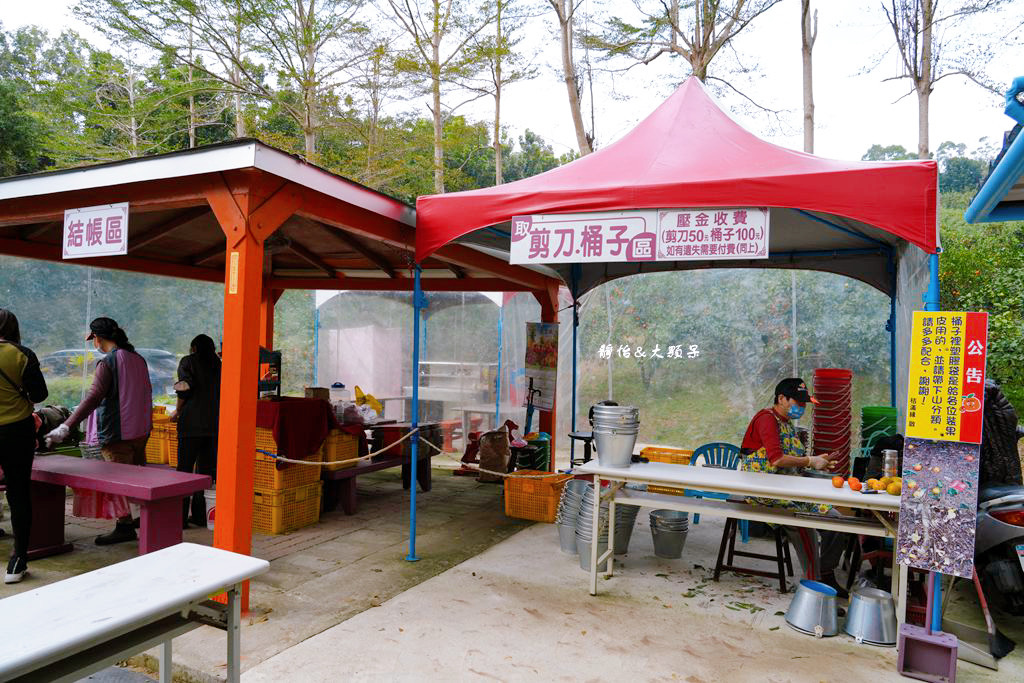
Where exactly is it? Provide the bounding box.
[509,208,769,265]
[905,310,988,444]
[63,203,129,260]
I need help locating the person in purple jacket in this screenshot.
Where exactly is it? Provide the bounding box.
[46,317,152,545]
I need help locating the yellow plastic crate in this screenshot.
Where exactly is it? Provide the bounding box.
[504,471,572,523]
[324,430,360,471]
[254,446,321,490]
[145,432,169,464]
[252,482,322,534]
[641,446,693,465]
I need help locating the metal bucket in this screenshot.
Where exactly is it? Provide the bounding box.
[844,587,898,646]
[577,536,609,572]
[786,579,839,637]
[613,505,639,554]
[593,428,637,468]
[650,509,689,558]
[557,522,577,554]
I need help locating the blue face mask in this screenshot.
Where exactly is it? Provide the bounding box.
[787,404,805,420]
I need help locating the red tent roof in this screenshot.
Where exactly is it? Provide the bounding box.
[416,78,937,263]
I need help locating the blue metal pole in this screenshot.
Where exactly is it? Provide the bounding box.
[495,303,503,424]
[407,266,422,562]
[924,252,941,312]
[312,305,320,387]
[888,252,896,407]
[570,265,580,465]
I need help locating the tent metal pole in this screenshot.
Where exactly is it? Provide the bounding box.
[312,305,320,387]
[925,253,940,312]
[407,265,422,562]
[571,265,580,464]
[495,302,503,424]
[888,251,897,407]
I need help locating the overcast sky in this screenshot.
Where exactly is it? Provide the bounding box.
[2,0,1019,163]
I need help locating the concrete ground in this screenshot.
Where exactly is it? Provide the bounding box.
[5,455,1024,682]
[244,505,1024,683]
[0,465,530,682]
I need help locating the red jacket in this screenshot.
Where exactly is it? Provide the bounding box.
[740,408,789,465]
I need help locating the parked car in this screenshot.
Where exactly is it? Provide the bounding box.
[39,347,179,396]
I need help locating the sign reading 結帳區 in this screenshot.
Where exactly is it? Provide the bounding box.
[905,311,988,444]
[508,208,769,265]
[62,203,129,259]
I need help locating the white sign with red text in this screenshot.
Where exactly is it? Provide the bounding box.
[509,208,768,264]
[63,203,129,259]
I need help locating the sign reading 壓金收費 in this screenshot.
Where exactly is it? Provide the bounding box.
[905,311,988,444]
[508,208,769,265]
[63,203,129,259]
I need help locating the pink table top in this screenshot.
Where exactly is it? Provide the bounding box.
[32,455,210,501]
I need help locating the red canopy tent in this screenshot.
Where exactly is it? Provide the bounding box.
[417,77,937,297]
[415,77,939,433]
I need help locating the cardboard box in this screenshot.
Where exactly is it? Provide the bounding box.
[304,387,330,401]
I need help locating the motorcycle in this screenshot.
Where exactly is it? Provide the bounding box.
[974,384,1024,615]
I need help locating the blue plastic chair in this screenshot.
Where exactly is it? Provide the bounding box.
[684,442,749,543]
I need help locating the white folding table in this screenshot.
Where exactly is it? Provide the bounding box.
[575,461,906,621]
[0,542,269,683]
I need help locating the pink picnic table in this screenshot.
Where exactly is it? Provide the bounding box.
[28,454,211,559]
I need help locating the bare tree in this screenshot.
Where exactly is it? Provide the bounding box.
[385,0,497,193]
[882,0,1013,159]
[547,0,592,155]
[593,1,784,82]
[801,0,816,153]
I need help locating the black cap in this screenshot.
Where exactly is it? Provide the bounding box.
[774,378,819,405]
[86,317,119,341]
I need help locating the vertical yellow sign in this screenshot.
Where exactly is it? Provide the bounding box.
[228,251,239,295]
[905,310,988,443]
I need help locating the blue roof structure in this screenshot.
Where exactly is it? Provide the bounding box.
[965,76,1024,223]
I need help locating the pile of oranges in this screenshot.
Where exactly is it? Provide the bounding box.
[831,475,902,495]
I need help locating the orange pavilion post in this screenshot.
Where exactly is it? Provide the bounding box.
[204,173,299,609]
[536,284,560,470]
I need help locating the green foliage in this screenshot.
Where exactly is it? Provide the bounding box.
[939,192,1024,407]
[0,80,46,174]
[862,144,917,161]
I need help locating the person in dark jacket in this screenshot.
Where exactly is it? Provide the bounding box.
[172,334,221,527]
[0,309,48,583]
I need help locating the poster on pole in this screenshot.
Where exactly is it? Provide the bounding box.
[905,311,988,443]
[895,437,981,578]
[524,322,557,410]
[509,208,769,265]
[63,203,129,259]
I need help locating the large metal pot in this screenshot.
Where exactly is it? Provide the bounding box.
[785,579,839,637]
[593,427,637,468]
[843,588,898,646]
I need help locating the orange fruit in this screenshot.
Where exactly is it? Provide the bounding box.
[865,478,879,490]
[849,479,863,492]
[872,479,888,491]
[832,476,845,488]
[887,481,902,495]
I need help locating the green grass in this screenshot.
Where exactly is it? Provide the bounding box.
[577,360,891,450]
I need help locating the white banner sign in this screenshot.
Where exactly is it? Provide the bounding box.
[509,208,769,265]
[63,202,129,259]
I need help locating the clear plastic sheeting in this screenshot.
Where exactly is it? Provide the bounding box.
[894,242,932,431]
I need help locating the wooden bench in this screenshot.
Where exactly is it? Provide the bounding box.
[29,454,210,559]
[322,452,435,515]
[0,543,268,683]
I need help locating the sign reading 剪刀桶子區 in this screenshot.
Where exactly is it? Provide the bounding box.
[509,208,769,265]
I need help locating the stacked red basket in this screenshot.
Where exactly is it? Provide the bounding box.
[812,368,852,475]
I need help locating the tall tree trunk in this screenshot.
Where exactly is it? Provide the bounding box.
[916,2,934,160]
[494,1,503,185]
[556,1,591,155]
[187,24,196,148]
[432,38,444,193]
[801,0,816,154]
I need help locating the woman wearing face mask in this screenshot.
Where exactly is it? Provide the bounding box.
[45,317,152,545]
[739,378,848,595]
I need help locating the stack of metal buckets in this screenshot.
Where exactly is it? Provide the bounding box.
[591,404,640,468]
[555,481,639,570]
[649,509,689,558]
